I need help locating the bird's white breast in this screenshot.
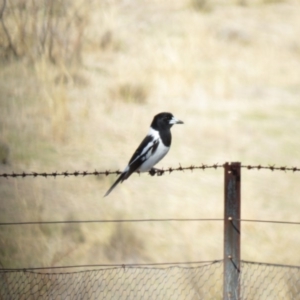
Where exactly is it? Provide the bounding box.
[137,128,169,172]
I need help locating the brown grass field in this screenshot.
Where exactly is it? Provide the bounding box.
[1,0,300,272]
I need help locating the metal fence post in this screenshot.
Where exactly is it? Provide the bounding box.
[224,162,241,300]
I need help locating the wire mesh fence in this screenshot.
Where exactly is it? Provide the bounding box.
[0,262,223,300]
[1,261,300,300]
[240,261,300,300]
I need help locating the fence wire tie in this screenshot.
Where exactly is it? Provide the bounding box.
[228,256,240,273]
[228,217,240,235]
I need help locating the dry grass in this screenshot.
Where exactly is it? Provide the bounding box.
[1,0,300,276]
[0,0,90,64]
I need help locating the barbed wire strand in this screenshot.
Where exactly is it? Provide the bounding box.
[0,218,223,226]
[0,260,222,272]
[241,164,300,172]
[0,164,223,178]
[1,163,300,178]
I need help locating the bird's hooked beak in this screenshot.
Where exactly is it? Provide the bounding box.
[169,116,184,125]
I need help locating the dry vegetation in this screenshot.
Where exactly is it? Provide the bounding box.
[1,0,300,279]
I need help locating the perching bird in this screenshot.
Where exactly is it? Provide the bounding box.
[104,112,184,197]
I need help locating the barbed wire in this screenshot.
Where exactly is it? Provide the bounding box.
[1,163,300,179]
[241,164,300,172]
[0,164,222,178]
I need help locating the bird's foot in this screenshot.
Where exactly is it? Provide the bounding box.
[149,168,164,176]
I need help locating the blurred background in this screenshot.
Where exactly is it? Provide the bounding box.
[0,0,300,269]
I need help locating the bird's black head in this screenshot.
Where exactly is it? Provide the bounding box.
[151,112,184,131]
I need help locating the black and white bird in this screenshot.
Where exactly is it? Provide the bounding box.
[104,112,184,197]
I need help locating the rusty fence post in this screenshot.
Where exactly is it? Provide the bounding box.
[223,162,241,300]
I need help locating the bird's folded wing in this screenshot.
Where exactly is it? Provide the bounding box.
[123,135,159,179]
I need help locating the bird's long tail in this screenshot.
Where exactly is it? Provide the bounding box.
[104,172,126,197]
